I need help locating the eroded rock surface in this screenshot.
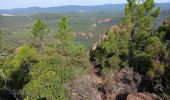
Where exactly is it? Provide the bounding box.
[71,75,103,100]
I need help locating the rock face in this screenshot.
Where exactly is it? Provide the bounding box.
[71,69,163,100]
[71,75,103,100]
[126,93,162,100]
[90,24,126,52]
[109,24,127,34]
[104,69,139,94]
[163,19,170,26]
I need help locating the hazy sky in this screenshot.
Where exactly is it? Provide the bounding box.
[0,0,170,9]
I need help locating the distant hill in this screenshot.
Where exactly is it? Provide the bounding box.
[155,3,170,11]
[0,4,125,14]
[0,3,170,15]
[0,3,170,48]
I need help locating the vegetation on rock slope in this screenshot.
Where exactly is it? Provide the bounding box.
[0,0,170,100]
[89,0,170,99]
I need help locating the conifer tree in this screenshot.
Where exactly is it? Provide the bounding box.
[125,0,166,80]
[31,18,49,49]
[55,16,73,44]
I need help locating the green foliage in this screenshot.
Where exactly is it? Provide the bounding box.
[55,16,74,56]
[31,18,50,48]
[13,45,38,67]
[124,0,167,80]
[55,16,73,43]
[0,29,3,49]
[55,16,89,68]
[90,47,111,69]
[163,63,170,94]
[23,49,87,99]
[23,60,68,100]
[12,45,38,89]
[22,17,89,99]
[133,34,166,79]
[1,0,170,98]
[159,25,170,94]
[102,30,129,69]
[131,34,166,78]
[125,0,160,33]
[146,35,166,57]
[158,25,170,41]
[0,30,5,84]
[89,29,129,77]
[1,45,38,90]
[24,71,66,100]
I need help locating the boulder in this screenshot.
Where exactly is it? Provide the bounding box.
[105,69,140,95]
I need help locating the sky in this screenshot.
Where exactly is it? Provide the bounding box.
[0,0,170,9]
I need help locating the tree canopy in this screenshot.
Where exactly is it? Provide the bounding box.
[31,18,50,49]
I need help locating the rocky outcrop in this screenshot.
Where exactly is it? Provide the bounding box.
[163,19,170,26]
[71,68,164,100]
[71,75,103,100]
[104,69,139,94]
[160,19,170,41]
[90,24,127,52]
[109,24,127,34]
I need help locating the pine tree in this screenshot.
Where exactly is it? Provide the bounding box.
[55,16,74,57]
[125,0,166,80]
[125,0,160,37]
[31,18,49,49]
[55,16,73,44]
[55,16,87,66]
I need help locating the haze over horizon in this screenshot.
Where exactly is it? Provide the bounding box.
[0,0,170,10]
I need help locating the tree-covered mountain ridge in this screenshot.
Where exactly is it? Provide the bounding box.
[0,3,170,14]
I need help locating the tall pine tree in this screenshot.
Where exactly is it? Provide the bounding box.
[31,18,49,49]
[55,16,73,44]
[125,0,166,80]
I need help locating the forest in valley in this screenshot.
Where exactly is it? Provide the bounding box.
[0,0,170,100]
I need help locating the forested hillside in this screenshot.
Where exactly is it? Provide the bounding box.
[0,3,170,48]
[0,0,170,100]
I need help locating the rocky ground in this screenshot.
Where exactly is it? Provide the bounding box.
[71,67,166,100]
